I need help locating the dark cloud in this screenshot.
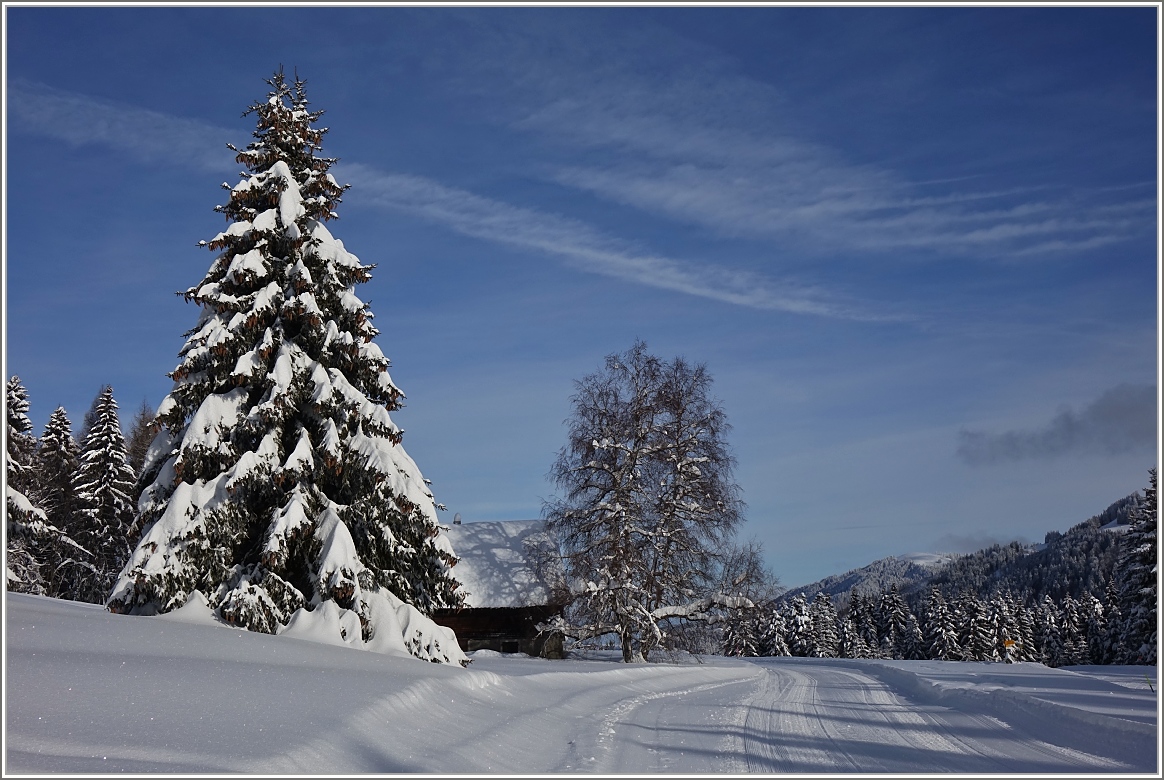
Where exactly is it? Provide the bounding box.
[957,383,1157,466]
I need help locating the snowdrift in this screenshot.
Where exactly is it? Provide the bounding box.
[167,588,466,665]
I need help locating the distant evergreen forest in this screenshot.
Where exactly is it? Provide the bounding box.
[902,492,1143,610]
[726,481,1157,667]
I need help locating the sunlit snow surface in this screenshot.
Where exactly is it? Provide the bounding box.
[445,519,561,608]
[4,593,1157,773]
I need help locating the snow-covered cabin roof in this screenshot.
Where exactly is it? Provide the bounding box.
[445,520,563,609]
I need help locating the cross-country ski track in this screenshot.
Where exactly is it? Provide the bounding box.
[4,593,1157,773]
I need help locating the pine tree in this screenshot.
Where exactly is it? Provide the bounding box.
[988,594,1018,663]
[900,613,927,660]
[7,376,48,592]
[71,386,138,603]
[785,594,813,657]
[849,591,880,651]
[6,377,89,594]
[106,71,463,662]
[838,616,870,659]
[124,398,158,510]
[877,586,910,660]
[1101,578,1123,664]
[722,609,760,657]
[1035,595,1064,667]
[759,606,791,657]
[1082,593,1107,665]
[922,588,961,661]
[125,399,157,476]
[1059,594,1088,666]
[808,592,839,658]
[6,377,38,499]
[77,389,102,448]
[957,592,995,662]
[1010,597,1037,663]
[30,407,93,598]
[32,407,81,533]
[1115,467,1157,665]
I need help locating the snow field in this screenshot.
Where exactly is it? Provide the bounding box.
[4,593,1157,773]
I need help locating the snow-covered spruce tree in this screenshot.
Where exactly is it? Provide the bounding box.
[107,71,464,663]
[759,607,791,657]
[922,588,961,661]
[32,407,81,536]
[30,407,97,599]
[808,592,839,658]
[1115,467,1157,665]
[1059,594,1088,666]
[6,376,47,591]
[544,341,747,662]
[838,616,869,659]
[900,613,926,661]
[1081,593,1106,665]
[987,594,1020,663]
[848,591,880,651]
[72,386,137,603]
[1035,595,1064,666]
[1010,597,1037,663]
[6,377,90,594]
[722,609,760,657]
[877,586,910,660]
[785,594,813,657]
[1101,577,1123,664]
[961,593,996,662]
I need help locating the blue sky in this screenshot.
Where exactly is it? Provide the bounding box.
[4,7,1159,589]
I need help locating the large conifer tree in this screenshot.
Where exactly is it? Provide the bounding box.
[108,71,462,660]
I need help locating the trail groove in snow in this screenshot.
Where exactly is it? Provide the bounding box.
[735,659,1138,773]
[5,596,1156,774]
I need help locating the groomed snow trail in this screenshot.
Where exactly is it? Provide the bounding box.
[730,659,1139,773]
[5,595,1156,773]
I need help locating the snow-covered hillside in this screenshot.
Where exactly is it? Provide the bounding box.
[5,593,1157,773]
[781,553,952,603]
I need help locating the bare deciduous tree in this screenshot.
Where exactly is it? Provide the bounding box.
[543,341,749,662]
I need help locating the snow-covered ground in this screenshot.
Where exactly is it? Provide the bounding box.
[4,593,1157,773]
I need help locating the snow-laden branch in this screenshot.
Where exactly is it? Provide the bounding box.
[651,593,753,624]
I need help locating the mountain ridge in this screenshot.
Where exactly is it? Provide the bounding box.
[780,491,1144,609]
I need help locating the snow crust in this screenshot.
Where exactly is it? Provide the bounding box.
[5,593,1156,774]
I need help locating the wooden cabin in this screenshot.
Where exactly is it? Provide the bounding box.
[433,519,567,659]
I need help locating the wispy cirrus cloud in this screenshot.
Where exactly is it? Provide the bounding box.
[956,383,1158,465]
[7,79,886,320]
[532,102,1153,259]
[8,79,232,171]
[418,17,1154,259]
[341,164,891,320]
